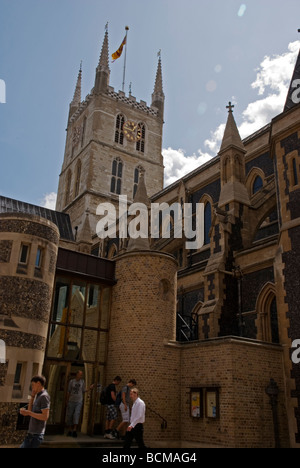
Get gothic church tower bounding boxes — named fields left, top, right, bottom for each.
left=55, top=28, right=165, bottom=243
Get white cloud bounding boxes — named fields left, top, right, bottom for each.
left=163, top=41, right=300, bottom=187
left=163, top=147, right=212, bottom=187
left=41, top=192, right=57, bottom=210
left=204, top=123, right=226, bottom=153
left=239, top=40, right=300, bottom=138
left=251, top=41, right=299, bottom=96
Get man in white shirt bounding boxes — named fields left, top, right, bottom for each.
left=123, top=388, right=146, bottom=449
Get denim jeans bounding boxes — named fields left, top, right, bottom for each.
left=20, top=433, right=44, bottom=448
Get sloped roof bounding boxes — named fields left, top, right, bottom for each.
left=0, top=195, right=74, bottom=241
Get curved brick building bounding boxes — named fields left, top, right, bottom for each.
left=0, top=213, right=60, bottom=444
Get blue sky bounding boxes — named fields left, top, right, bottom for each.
left=1, top=0, right=300, bottom=208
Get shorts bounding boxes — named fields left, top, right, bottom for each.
left=106, top=404, right=118, bottom=421
left=66, top=400, right=83, bottom=426
left=119, top=402, right=130, bottom=422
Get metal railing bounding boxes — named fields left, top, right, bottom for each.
left=146, top=406, right=167, bottom=430
left=177, top=313, right=199, bottom=342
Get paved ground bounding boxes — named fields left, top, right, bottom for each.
left=1, top=433, right=223, bottom=449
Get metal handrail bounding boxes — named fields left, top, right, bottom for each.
left=146, top=405, right=167, bottom=430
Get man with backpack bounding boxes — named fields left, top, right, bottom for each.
left=102, top=376, right=122, bottom=439
left=114, top=379, right=137, bottom=439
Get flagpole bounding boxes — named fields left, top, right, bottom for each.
left=122, top=26, right=129, bottom=92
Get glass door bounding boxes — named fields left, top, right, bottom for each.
left=43, top=361, right=71, bottom=434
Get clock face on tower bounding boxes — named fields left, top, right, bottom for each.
left=123, top=120, right=142, bottom=142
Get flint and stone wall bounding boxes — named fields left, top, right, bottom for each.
left=0, top=213, right=59, bottom=445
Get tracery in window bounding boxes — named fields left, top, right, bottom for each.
left=136, top=123, right=146, bottom=153
left=115, top=114, right=125, bottom=145
left=133, top=165, right=144, bottom=198
left=74, top=160, right=81, bottom=198
left=111, top=158, right=123, bottom=195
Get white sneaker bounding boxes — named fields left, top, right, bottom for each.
left=104, top=432, right=115, bottom=439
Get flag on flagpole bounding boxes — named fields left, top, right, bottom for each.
left=112, top=35, right=127, bottom=62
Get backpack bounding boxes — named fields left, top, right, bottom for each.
left=100, top=386, right=108, bottom=405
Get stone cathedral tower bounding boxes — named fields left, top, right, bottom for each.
left=55, top=28, right=165, bottom=243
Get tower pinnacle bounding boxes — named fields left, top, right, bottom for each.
left=68, top=62, right=82, bottom=120
left=71, top=62, right=82, bottom=106
left=151, top=51, right=164, bottom=117
left=97, top=27, right=109, bottom=73
left=219, top=102, right=244, bottom=154
left=94, top=26, right=110, bottom=93
left=218, top=102, right=249, bottom=208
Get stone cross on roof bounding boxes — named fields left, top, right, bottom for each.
left=226, top=101, right=235, bottom=113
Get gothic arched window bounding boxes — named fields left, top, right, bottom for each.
left=292, top=157, right=299, bottom=186
left=204, top=202, right=212, bottom=245
left=133, top=166, right=144, bottom=198
left=223, top=157, right=230, bottom=183
left=256, top=284, right=279, bottom=344
left=65, top=170, right=72, bottom=206
left=81, top=116, right=87, bottom=147
left=270, top=297, right=279, bottom=344
left=111, top=158, right=123, bottom=195
left=253, top=175, right=263, bottom=194
left=136, top=123, right=146, bottom=153
left=74, top=160, right=81, bottom=198
left=115, top=114, right=125, bottom=145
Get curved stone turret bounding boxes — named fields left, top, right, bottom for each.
left=0, top=212, right=59, bottom=444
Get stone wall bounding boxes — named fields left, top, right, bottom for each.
left=0, top=213, right=59, bottom=445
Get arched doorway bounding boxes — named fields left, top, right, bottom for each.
left=256, top=283, right=280, bottom=344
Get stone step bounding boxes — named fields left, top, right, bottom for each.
left=41, top=433, right=129, bottom=448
